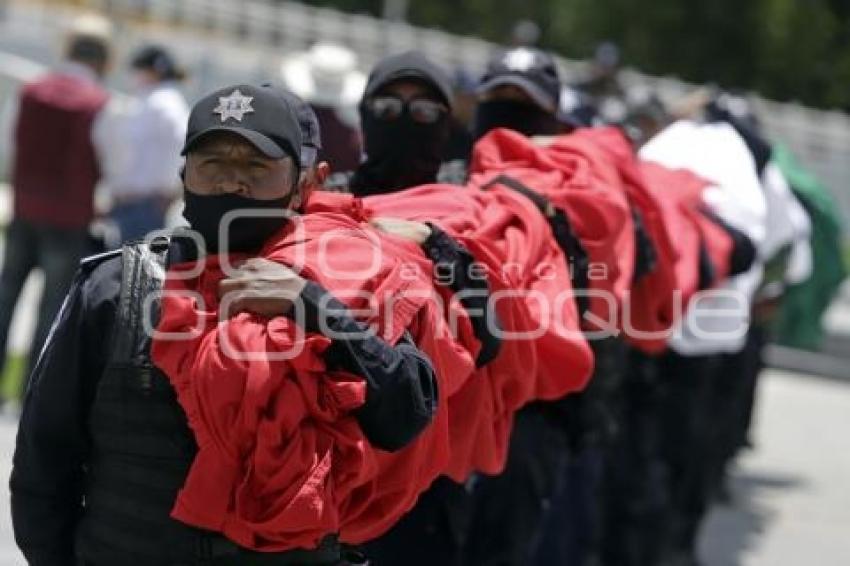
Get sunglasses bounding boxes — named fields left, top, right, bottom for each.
left=366, top=96, right=448, bottom=124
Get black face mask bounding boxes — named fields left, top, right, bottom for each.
left=352, top=110, right=450, bottom=196
left=182, top=189, right=294, bottom=254
left=473, top=100, right=561, bottom=140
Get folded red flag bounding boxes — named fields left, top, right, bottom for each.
left=152, top=209, right=476, bottom=550
left=363, top=182, right=595, bottom=477
left=315, top=190, right=589, bottom=478
left=639, top=161, right=734, bottom=292
left=469, top=128, right=635, bottom=334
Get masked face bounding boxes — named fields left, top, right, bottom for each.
left=353, top=80, right=450, bottom=196
left=473, top=99, right=561, bottom=140
left=182, top=132, right=301, bottom=254
left=181, top=190, right=295, bottom=253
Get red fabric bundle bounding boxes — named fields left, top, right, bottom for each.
left=363, top=186, right=595, bottom=477
left=576, top=128, right=680, bottom=353
left=469, top=128, right=635, bottom=332
left=307, top=192, right=521, bottom=479
left=639, top=162, right=734, bottom=294
left=151, top=207, right=476, bottom=550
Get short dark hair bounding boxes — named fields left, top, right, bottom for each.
left=131, top=44, right=185, bottom=82
left=66, top=35, right=110, bottom=68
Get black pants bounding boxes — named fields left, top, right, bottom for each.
left=531, top=444, right=604, bottom=566
left=656, top=351, right=721, bottom=558
left=0, top=218, right=89, bottom=396
left=361, top=476, right=470, bottom=566
left=526, top=338, right=629, bottom=566
left=463, top=407, right=570, bottom=566
left=77, top=535, right=362, bottom=566
left=706, top=325, right=767, bottom=496
left=590, top=349, right=670, bottom=566
left=79, top=557, right=354, bottom=566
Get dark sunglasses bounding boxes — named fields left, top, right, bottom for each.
left=366, top=96, right=448, bottom=124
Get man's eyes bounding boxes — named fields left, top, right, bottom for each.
left=200, top=158, right=268, bottom=171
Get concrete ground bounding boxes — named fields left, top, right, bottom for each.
left=697, top=370, right=850, bottom=566
left=0, top=368, right=847, bottom=564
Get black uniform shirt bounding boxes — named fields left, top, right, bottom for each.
left=11, top=246, right=438, bottom=566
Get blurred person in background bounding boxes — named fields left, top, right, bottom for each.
left=574, top=41, right=628, bottom=124
left=441, top=68, right=477, bottom=163
left=328, top=50, right=454, bottom=196
left=0, top=14, right=112, bottom=402
left=108, top=44, right=188, bottom=243
left=772, top=145, right=847, bottom=351
left=639, top=99, right=769, bottom=566
left=557, top=83, right=602, bottom=130
left=471, top=47, right=563, bottom=141
left=282, top=42, right=365, bottom=172
left=509, top=19, right=542, bottom=47
left=700, top=90, right=812, bottom=506
left=465, top=46, right=605, bottom=566
left=327, top=51, right=473, bottom=566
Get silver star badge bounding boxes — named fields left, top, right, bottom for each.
left=503, top=48, right=537, bottom=72
left=213, top=89, right=255, bottom=122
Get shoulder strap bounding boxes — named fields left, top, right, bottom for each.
left=482, top=174, right=591, bottom=314
left=482, top=174, right=556, bottom=217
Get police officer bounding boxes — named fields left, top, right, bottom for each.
left=471, top=47, right=564, bottom=140
left=326, top=50, right=456, bottom=194
left=322, top=52, right=501, bottom=566
left=465, top=47, right=661, bottom=566
left=462, top=47, right=595, bottom=566
left=11, top=83, right=440, bottom=566
left=0, top=22, right=111, bottom=399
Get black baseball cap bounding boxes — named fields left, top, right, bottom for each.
left=478, top=47, right=561, bottom=113
left=131, top=44, right=185, bottom=81
left=558, top=85, right=599, bottom=128
left=181, top=84, right=303, bottom=164
left=261, top=84, right=322, bottom=168
left=363, top=51, right=454, bottom=109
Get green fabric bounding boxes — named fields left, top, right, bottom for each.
left=773, top=145, right=847, bottom=350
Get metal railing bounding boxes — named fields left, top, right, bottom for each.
left=4, top=0, right=850, bottom=227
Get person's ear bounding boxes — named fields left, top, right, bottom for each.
left=314, top=161, right=331, bottom=186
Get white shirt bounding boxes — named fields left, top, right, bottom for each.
left=640, top=120, right=768, bottom=355
left=103, top=82, right=189, bottom=200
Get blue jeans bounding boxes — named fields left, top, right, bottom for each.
left=111, top=197, right=166, bottom=243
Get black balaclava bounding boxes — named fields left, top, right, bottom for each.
left=473, top=48, right=563, bottom=140
left=179, top=84, right=306, bottom=254
left=473, top=99, right=561, bottom=140
left=351, top=51, right=453, bottom=196
left=182, top=189, right=296, bottom=254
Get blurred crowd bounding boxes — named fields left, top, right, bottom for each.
left=1, top=10, right=847, bottom=566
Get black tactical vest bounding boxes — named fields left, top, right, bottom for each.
left=74, top=238, right=346, bottom=566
